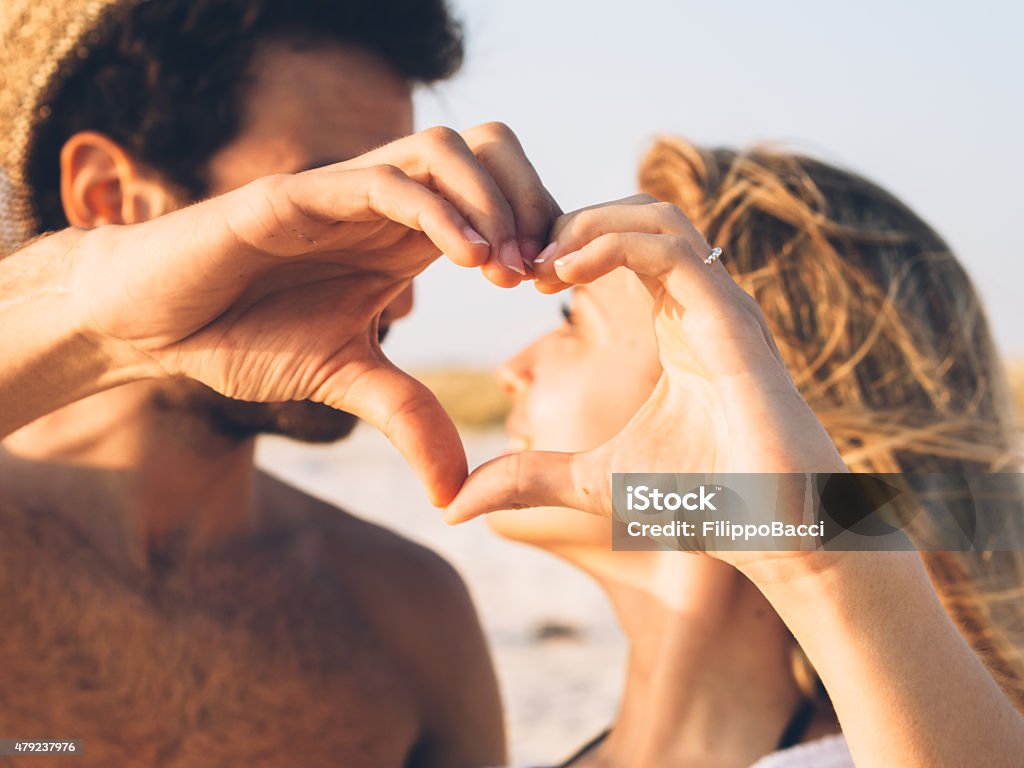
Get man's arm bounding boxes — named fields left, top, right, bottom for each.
left=0, top=228, right=147, bottom=441
left=1, top=123, right=561, bottom=505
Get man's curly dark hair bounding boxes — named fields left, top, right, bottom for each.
left=25, top=0, right=464, bottom=233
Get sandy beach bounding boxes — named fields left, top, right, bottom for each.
left=256, top=425, right=627, bottom=767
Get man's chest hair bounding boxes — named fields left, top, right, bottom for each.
left=0, top=506, right=423, bottom=766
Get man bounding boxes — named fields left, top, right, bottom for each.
left=0, top=1, right=559, bottom=765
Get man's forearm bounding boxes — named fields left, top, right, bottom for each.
left=745, top=551, right=1024, bottom=767
left=0, top=229, right=144, bottom=441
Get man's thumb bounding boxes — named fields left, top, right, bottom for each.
left=322, top=362, right=467, bottom=507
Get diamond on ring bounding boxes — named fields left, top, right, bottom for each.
left=704, top=247, right=722, bottom=266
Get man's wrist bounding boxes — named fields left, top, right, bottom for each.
left=69, top=226, right=164, bottom=384
left=0, top=228, right=152, bottom=439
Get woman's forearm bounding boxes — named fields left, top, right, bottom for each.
left=744, top=550, right=1024, bottom=767
left=0, top=229, right=143, bottom=441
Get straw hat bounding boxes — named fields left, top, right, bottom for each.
left=0, top=0, right=139, bottom=256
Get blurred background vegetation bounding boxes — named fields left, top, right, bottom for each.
left=416, top=369, right=512, bottom=430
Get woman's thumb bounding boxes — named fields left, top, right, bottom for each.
left=443, top=449, right=609, bottom=524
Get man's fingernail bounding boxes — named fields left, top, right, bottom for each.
left=463, top=226, right=489, bottom=246
left=518, top=241, right=540, bottom=275
left=520, top=240, right=541, bottom=266
left=499, top=241, right=526, bottom=275
left=534, top=241, right=558, bottom=264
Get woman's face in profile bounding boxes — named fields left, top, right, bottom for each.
left=487, top=268, right=661, bottom=546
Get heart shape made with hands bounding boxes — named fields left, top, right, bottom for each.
left=66, top=123, right=565, bottom=509
left=61, top=125, right=842, bottom=521
left=441, top=198, right=849, bottom=549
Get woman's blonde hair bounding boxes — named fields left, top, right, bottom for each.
left=638, top=136, right=1024, bottom=709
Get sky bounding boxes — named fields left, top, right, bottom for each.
left=383, top=0, right=1023, bottom=370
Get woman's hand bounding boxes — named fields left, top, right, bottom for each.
left=53, top=123, right=559, bottom=506
left=445, top=199, right=1024, bottom=768
left=444, top=198, right=848, bottom=566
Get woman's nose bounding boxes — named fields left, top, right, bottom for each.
left=497, top=347, right=533, bottom=396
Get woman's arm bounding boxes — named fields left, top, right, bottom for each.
left=746, top=550, right=1024, bottom=767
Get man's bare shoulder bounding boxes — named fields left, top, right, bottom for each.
left=253, top=472, right=505, bottom=762
left=253, top=471, right=504, bottom=739
left=256, top=470, right=459, bottom=577
left=253, top=470, right=479, bottom=641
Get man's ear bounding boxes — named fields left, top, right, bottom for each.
left=60, top=131, right=180, bottom=227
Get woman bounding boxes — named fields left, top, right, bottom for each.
left=446, top=139, right=1024, bottom=766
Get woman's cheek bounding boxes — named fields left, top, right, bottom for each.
left=523, top=337, right=650, bottom=452
left=525, top=385, right=593, bottom=452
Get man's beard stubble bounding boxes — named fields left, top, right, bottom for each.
left=150, top=325, right=393, bottom=444
left=151, top=382, right=360, bottom=443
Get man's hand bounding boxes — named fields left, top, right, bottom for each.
left=2, top=123, right=559, bottom=506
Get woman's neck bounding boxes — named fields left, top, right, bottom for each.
left=555, top=547, right=821, bottom=767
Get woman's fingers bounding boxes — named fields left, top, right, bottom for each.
left=549, top=202, right=782, bottom=372
left=543, top=229, right=783, bottom=384
left=546, top=194, right=658, bottom=244
left=443, top=449, right=611, bottom=524
left=542, top=199, right=700, bottom=260
left=549, top=231, right=729, bottom=312
left=317, top=357, right=468, bottom=508
left=532, top=199, right=725, bottom=284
